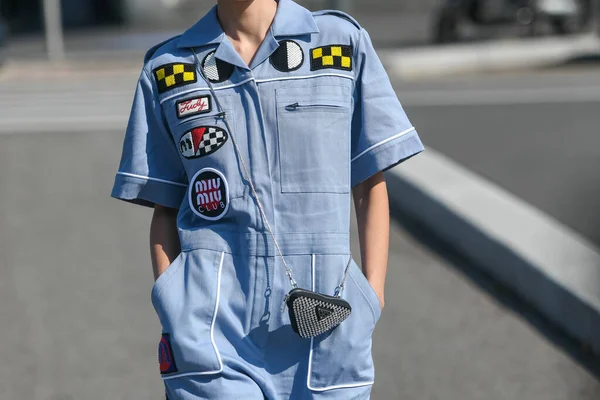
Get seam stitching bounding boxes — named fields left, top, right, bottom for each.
left=117, top=172, right=187, bottom=188
left=351, top=127, right=416, bottom=163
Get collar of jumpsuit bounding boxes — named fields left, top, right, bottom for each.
left=176, top=0, right=320, bottom=70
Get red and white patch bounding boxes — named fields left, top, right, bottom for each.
left=176, top=95, right=212, bottom=119
left=179, top=126, right=228, bottom=159
left=158, top=334, right=177, bottom=375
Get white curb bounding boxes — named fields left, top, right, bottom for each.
left=380, top=34, right=600, bottom=80
left=387, top=148, right=600, bottom=354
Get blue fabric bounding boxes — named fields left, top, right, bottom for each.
left=350, top=28, right=424, bottom=186
left=111, top=69, right=188, bottom=208
left=112, top=0, right=424, bottom=398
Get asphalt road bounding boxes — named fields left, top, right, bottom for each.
left=1, top=124, right=599, bottom=399
left=395, top=65, right=600, bottom=248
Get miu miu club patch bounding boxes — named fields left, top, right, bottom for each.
left=153, top=63, right=197, bottom=94
left=189, top=168, right=229, bottom=220
left=310, top=45, right=353, bottom=71
left=179, top=126, right=228, bottom=159
left=270, top=40, right=304, bottom=72
left=202, top=51, right=235, bottom=83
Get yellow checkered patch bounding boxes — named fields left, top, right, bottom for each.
left=310, top=45, right=353, bottom=71
left=153, top=63, right=197, bottom=94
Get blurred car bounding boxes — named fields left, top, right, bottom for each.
left=433, top=0, right=593, bottom=43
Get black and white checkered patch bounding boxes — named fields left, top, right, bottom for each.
left=179, top=126, right=228, bottom=159
left=202, top=51, right=235, bottom=83
left=270, top=40, right=304, bottom=72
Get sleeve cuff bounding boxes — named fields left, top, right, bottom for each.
left=111, top=172, right=187, bottom=209
left=351, top=128, right=424, bottom=187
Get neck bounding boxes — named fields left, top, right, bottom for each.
left=217, top=0, right=278, bottom=44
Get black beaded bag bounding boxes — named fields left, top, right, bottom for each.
left=286, top=288, right=352, bottom=338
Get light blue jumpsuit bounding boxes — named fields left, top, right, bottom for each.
left=111, top=1, right=424, bottom=398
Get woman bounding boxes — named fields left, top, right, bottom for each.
left=111, top=0, right=424, bottom=398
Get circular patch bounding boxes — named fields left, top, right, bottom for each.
left=270, top=40, right=304, bottom=72
left=189, top=168, right=230, bottom=220
left=179, top=126, right=228, bottom=159
left=202, top=51, right=235, bottom=83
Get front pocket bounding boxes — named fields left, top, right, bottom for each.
left=151, top=249, right=225, bottom=379
left=348, top=260, right=382, bottom=317
left=276, top=86, right=351, bottom=194
left=151, top=252, right=184, bottom=299
left=308, top=255, right=380, bottom=391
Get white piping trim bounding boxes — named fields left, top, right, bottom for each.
left=162, top=251, right=225, bottom=380
left=350, top=127, right=416, bottom=163
left=160, top=78, right=255, bottom=104
left=309, top=381, right=375, bottom=392
left=255, top=73, right=354, bottom=84
left=306, top=254, right=375, bottom=392
left=159, top=73, right=354, bottom=104
left=201, top=251, right=225, bottom=374
left=306, top=254, right=317, bottom=390
left=311, top=254, right=316, bottom=293
left=116, top=172, right=187, bottom=188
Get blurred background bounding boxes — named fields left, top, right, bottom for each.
left=1, top=0, right=600, bottom=399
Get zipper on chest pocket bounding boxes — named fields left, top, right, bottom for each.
left=285, top=102, right=347, bottom=112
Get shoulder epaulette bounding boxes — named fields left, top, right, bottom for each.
left=312, top=10, right=361, bottom=29
left=144, top=35, right=182, bottom=63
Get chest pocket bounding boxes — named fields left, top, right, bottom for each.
left=276, top=85, right=351, bottom=194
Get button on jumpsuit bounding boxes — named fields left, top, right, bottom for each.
left=111, top=1, right=424, bottom=398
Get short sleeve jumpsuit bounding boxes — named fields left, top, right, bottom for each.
left=111, top=1, right=424, bottom=398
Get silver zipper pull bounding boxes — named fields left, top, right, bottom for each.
left=285, top=102, right=299, bottom=111
left=334, top=283, right=344, bottom=298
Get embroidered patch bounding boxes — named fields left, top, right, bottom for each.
left=179, top=126, right=228, bottom=159
left=176, top=95, right=212, bottom=119
left=270, top=40, right=304, bottom=72
left=202, top=51, right=235, bottom=83
left=153, top=63, right=197, bottom=94
left=189, top=168, right=230, bottom=220
left=310, top=45, right=353, bottom=71
left=158, top=334, right=178, bottom=375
